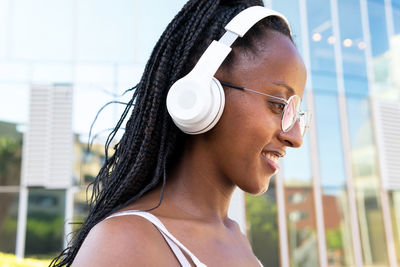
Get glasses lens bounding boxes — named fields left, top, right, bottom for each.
left=282, top=96, right=300, bottom=132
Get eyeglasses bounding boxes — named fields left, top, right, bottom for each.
left=220, top=81, right=311, bottom=136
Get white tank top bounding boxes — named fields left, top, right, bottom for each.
left=105, top=210, right=263, bottom=267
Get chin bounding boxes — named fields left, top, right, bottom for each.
left=251, top=185, right=270, bottom=196
left=240, top=176, right=272, bottom=195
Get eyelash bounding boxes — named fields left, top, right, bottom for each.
left=267, top=101, right=286, bottom=114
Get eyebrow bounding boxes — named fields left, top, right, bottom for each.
left=272, top=81, right=296, bottom=96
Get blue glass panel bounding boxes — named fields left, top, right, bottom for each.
left=284, top=134, right=311, bottom=182
left=307, top=0, right=337, bottom=93
left=393, top=0, right=400, bottom=34
left=367, top=0, right=389, bottom=57
left=346, top=97, right=375, bottom=155
left=343, top=76, right=369, bottom=98
left=271, top=0, right=303, bottom=53
left=337, top=0, right=369, bottom=97
left=314, top=92, right=346, bottom=188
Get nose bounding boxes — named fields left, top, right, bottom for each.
left=278, top=120, right=303, bottom=148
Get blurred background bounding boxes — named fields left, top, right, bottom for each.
left=0, top=0, right=399, bottom=266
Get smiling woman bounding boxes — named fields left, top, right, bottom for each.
left=50, top=0, right=307, bottom=266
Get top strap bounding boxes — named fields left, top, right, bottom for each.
left=157, top=229, right=192, bottom=267
left=105, top=210, right=207, bottom=267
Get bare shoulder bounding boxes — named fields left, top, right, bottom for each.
left=72, top=214, right=179, bottom=267
left=227, top=218, right=253, bottom=249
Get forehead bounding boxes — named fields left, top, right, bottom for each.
left=222, top=30, right=306, bottom=98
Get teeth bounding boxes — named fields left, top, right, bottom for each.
left=262, top=152, right=279, bottom=163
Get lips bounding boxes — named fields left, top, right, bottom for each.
left=261, top=150, right=284, bottom=173
left=262, top=152, right=279, bottom=163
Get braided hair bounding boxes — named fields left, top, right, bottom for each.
left=51, top=0, right=292, bottom=265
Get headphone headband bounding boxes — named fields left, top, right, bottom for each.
left=224, top=6, right=291, bottom=38
left=192, top=6, right=291, bottom=79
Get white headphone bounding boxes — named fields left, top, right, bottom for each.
left=166, top=6, right=291, bottom=134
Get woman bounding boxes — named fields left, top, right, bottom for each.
left=51, top=0, right=308, bottom=266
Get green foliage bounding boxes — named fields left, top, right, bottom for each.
left=0, top=136, right=22, bottom=185
left=25, top=215, right=64, bottom=258
left=0, top=217, right=18, bottom=253
left=246, top=193, right=279, bottom=266
left=0, top=137, right=21, bottom=167
left=326, top=227, right=343, bottom=250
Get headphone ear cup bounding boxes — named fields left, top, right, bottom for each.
left=166, top=76, right=225, bottom=134
left=201, top=77, right=225, bottom=133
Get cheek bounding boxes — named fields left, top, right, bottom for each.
left=204, top=94, right=279, bottom=193
left=229, top=97, right=278, bottom=142
left=213, top=94, right=277, bottom=160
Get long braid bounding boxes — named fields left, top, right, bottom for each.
left=50, top=0, right=297, bottom=265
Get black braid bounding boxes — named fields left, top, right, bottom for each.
left=50, top=0, right=294, bottom=265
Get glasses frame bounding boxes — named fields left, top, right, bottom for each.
left=220, top=81, right=310, bottom=136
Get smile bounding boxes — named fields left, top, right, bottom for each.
left=261, top=151, right=281, bottom=173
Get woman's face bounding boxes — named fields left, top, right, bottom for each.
left=209, top=30, right=307, bottom=195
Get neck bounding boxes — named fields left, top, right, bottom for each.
left=162, top=139, right=236, bottom=223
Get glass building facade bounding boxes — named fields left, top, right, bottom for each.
left=0, top=0, right=399, bottom=266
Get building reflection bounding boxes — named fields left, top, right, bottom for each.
left=285, top=182, right=318, bottom=267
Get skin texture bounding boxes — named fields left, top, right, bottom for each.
left=72, top=30, right=306, bottom=267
